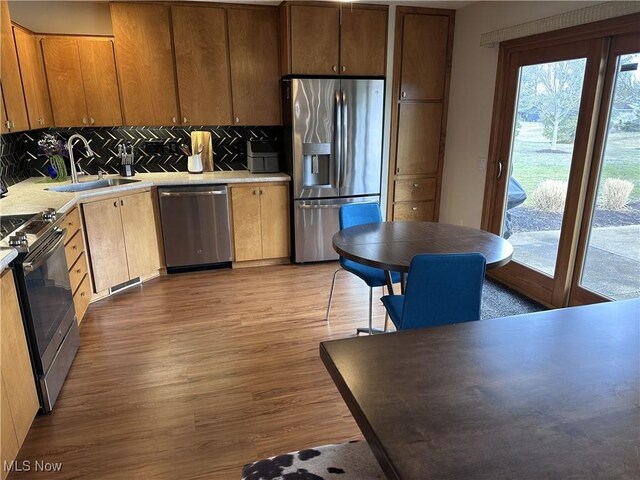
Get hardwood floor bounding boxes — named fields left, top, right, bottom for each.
left=11, top=263, right=390, bottom=479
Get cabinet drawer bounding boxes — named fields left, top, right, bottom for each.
left=64, top=230, right=84, bottom=268
left=73, top=274, right=91, bottom=323
left=394, top=178, right=436, bottom=202
left=69, top=252, right=88, bottom=294
left=393, top=201, right=435, bottom=222
left=62, top=208, right=81, bottom=242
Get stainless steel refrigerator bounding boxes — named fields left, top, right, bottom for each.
left=282, top=78, right=385, bottom=263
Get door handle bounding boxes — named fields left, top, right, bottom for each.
left=23, top=229, right=66, bottom=272
left=341, top=90, right=347, bottom=188
left=496, top=160, right=504, bottom=179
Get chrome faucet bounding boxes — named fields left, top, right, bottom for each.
left=67, top=134, right=94, bottom=184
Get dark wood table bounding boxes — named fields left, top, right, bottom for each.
left=320, top=299, right=640, bottom=480
left=333, top=221, right=513, bottom=273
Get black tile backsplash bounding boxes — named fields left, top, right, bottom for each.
left=0, top=125, right=282, bottom=181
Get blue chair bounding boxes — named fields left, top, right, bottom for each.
left=381, top=253, right=486, bottom=331
left=326, top=203, right=400, bottom=335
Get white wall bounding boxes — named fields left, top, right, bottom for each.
left=9, top=1, right=112, bottom=35
left=440, top=0, right=599, bottom=228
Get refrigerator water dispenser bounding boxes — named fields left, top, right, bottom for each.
left=302, top=143, right=332, bottom=187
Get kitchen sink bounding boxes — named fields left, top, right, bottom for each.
left=47, top=178, right=140, bottom=193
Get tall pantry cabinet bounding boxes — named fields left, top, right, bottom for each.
left=387, top=8, right=455, bottom=222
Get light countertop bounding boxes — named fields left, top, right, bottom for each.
left=0, top=171, right=291, bottom=215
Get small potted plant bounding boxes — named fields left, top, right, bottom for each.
left=38, top=133, right=69, bottom=181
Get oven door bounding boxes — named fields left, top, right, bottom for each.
left=19, top=228, right=76, bottom=374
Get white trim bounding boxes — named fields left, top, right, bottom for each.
left=480, top=1, right=640, bottom=47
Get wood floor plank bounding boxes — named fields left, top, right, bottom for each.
left=10, top=263, right=386, bottom=479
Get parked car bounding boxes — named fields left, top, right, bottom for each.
left=504, top=177, right=527, bottom=239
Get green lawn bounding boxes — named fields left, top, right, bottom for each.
left=511, top=122, right=640, bottom=204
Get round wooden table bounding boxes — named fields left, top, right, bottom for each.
left=333, top=221, right=513, bottom=293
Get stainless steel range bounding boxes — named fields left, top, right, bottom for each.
left=1, top=209, right=79, bottom=412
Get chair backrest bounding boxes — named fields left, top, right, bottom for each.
left=338, top=203, right=382, bottom=268
left=399, top=253, right=487, bottom=330
left=339, top=202, right=382, bottom=230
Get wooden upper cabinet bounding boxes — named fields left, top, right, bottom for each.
left=290, top=5, right=340, bottom=75
left=0, top=83, right=8, bottom=134
left=172, top=5, right=231, bottom=126
left=228, top=7, right=281, bottom=126
left=41, top=37, right=88, bottom=127
left=399, top=14, right=450, bottom=101
left=111, top=2, right=178, bottom=126
left=77, top=39, right=122, bottom=126
left=341, top=7, right=387, bottom=76
left=0, top=0, right=29, bottom=131
left=13, top=26, right=53, bottom=128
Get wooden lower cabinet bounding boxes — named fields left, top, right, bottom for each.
left=83, top=190, right=160, bottom=293
left=230, top=183, right=290, bottom=263
left=1, top=269, right=39, bottom=478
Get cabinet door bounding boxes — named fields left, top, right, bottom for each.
left=1, top=376, right=19, bottom=480
left=13, top=27, right=53, bottom=128
left=0, top=83, right=7, bottom=134
left=119, top=191, right=161, bottom=280
left=396, top=103, right=443, bottom=176
left=260, top=185, right=290, bottom=259
left=83, top=198, right=130, bottom=292
left=290, top=5, right=339, bottom=75
left=111, top=3, right=178, bottom=126
left=228, top=7, right=281, bottom=126
left=172, top=5, right=231, bottom=126
left=399, top=14, right=449, bottom=101
left=0, top=1, right=29, bottom=131
left=42, top=37, right=89, bottom=127
left=340, top=7, right=387, bottom=76
left=231, top=186, right=263, bottom=261
left=0, top=270, right=38, bottom=448
left=78, top=39, right=122, bottom=127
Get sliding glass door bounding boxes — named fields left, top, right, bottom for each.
left=572, top=34, right=640, bottom=304
left=484, top=19, right=639, bottom=308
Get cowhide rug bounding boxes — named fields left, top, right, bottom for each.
left=241, top=440, right=385, bottom=480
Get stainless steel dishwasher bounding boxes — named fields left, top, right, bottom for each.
left=158, top=185, right=232, bottom=270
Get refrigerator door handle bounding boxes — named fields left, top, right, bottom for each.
left=341, top=89, right=348, bottom=190
left=335, top=89, right=342, bottom=189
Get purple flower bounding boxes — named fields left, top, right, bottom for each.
left=38, top=133, right=69, bottom=158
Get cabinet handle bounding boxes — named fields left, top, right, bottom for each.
left=396, top=167, right=401, bottom=174
left=82, top=117, right=88, bottom=125
left=5, top=120, right=11, bottom=131
left=38, top=118, right=43, bottom=125
left=90, top=117, right=95, bottom=125
left=342, top=66, right=346, bottom=72
left=235, top=117, right=240, bottom=124
left=332, top=65, right=337, bottom=72
left=183, top=117, right=188, bottom=124
left=412, top=207, right=418, bottom=211
left=401, top=91, right=407, bottom=98
left=80, top=292, right=85, bottom=297
left=72, top=245, right=77, bottom=250
left=76, top=268, right=82, bottom=274
left=172, top=116, right=177, bottom=124
left=413, top=183, right=419, bottom=188
left=259, top=189, right=263, bottom=195
left=113, top=201, right=118, bottom=208
left=120, top=199, right=124, bottom=206
left=252, top=189, right=257, bottom=195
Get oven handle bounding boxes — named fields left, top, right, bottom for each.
left=23, top=228, right=66, bottom=272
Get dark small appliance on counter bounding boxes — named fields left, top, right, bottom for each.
left=247, top=140, right=279, bottom=173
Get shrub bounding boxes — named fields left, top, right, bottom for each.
left=600, top=178, right=634, bottom=211
left=531, top=180, right=568, bottom=212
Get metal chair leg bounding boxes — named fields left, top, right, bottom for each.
left=368, top=287, right=373, bottom=335
left=325, top=268, right=340, bottom=321
left=383, top=286, right=389, bottom=332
